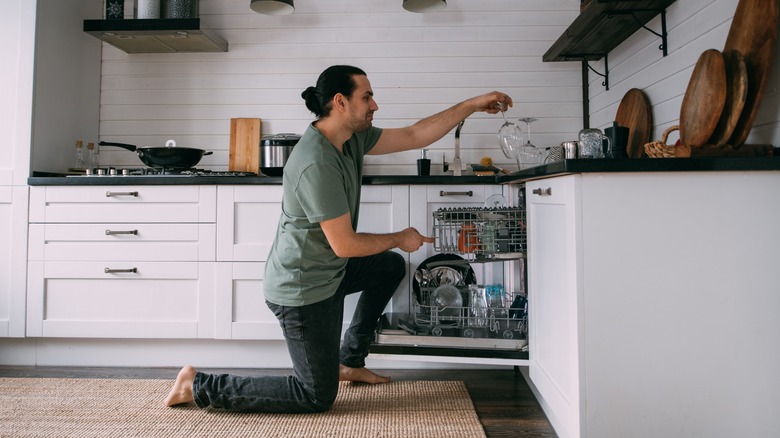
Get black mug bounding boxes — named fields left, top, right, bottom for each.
left=605, top=125, right=629, bottom=158
left=417, top=159, right=431, bottom=176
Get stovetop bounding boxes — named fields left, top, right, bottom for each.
left=66, top=167, right=259, bottom=177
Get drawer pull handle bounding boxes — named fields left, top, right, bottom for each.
left=532, top=187, right=552, bottom=196
left=105, top=191, right=138, bottom=198
left=104, top=267, right=138, bottom=274
left=105, top=229, right=138, bottom=236
left=439, top=190, right=473, bottom=197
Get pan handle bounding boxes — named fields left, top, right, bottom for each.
left=203, top=151, right=214, bottom=156
left=98, top=141, right=137, bottom=152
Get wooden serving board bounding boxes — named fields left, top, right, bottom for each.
left=229, top=118, right=261, bottom=173
left=723, top=0, right=779, bottom=146
left=708, top=50, right=748, bottom=146
left=680, top=49, right=727, bottom=147
left=615, top=88, right=653, bottom=158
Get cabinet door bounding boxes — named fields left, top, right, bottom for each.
left=215, top=262, right=283, bottom=340
left=216, top=185, right=283, bottom=262
left=526, top=176, right=582, bottom=438
left=26, top=261, right=216, bottom=339
left=0, top=187, right=29, bottom=337
left=352, top=185, right=410, bottom=317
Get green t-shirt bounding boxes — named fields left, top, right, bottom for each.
left=263, top=123, right=383, bottom=306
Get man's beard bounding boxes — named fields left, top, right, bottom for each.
left=347, top=111, right=373, bottom=133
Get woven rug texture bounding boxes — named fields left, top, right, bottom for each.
left=0, top=377, right=485, bottom=438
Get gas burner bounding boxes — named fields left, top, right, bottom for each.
left=69, top=167, right=259, bottom=177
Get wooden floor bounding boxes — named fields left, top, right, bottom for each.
left=0, top=366, right=557, bottom=437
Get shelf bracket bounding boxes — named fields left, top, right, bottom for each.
left=606, top=9, right=669, bottom=56
left=565, top=54, right=609, bottom=91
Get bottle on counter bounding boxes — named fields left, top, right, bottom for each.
left=72, top=140, right=86, bottom=172
left=86, top=142, right=99, bottom=171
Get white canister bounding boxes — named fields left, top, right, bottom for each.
left=136, top=0, right=161, bottom=18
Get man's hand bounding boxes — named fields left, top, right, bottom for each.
left=397, top=227, right=436, bottom=252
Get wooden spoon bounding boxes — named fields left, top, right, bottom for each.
left=708, top=50, right=748, bottom=146
left=679, top=49, right=727, bottom=147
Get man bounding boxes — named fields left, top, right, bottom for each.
left=165, top=65, right=513, bottom=413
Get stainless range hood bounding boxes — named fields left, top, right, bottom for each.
left=83, top=18, right=228, bottom=53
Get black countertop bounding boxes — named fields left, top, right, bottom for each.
left=28, top=156, right=780, bottom=186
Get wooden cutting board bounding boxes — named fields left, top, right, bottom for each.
left=680, top=49, right=727, bottom=147
left=708, top=50, right=748, bottom=146
left=615, top=88, right=653, bottom=158
left=229, top=118, right=261, bottom=173
left=723, top=0, right=779, bottom=146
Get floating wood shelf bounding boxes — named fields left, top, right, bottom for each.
left=544, top=0, right=676, bottom=62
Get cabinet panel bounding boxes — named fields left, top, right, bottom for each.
left=29, top=185, right=216, bottom=223
left=526, top=176, right=582, bottom=438
left=28, top=223, right=216, bottom=261
left=26, top=261, right=215, bottom=339
left=215, top=262, right=282, bottom=340
left=0, top=187, right=28, bottom=338
left=216, top=185, right=283, bottom=262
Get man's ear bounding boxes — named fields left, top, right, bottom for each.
left=334, top=93, right=347, bottom=113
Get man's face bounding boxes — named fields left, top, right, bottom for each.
left=345, top=75, right=378, bottom=133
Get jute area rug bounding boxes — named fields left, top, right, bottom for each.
left=0, top=377, right=486, bottom=438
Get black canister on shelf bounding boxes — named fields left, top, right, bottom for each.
left=162, top=0, right=199, bottom=18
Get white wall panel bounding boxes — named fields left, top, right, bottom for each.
left=587, top=0, right=780, bottom=149
left=97, top=0, right=584, bottom=173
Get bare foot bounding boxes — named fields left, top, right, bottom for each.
left=164, top=365, right=196, bottom=407
left=339, top=364, right=390, bottom=384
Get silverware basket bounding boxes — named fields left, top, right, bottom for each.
left=432, top=207, right=526, bottom=261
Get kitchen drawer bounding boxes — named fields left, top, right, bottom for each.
left=26, top=261, right=216, bottom=339
left=29, top=185, right=217, bottom=223
left=28, top=223, right=216, bottom=262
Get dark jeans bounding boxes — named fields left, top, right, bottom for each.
left=192, top=251, right=405, bottom=413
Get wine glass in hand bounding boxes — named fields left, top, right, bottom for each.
left=496, top=103, right=523, bottom=159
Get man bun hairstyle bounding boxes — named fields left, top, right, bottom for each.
left=302, top=65, right=367, bottom=119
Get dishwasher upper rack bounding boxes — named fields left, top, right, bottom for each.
left=432, top=207, right=526, bottom=261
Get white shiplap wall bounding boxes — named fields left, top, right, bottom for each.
left=97, top=0, right=779, bottom=173
left=98, top=0, right=583, bottom=174
left=587, top=0, right=780, bottom=148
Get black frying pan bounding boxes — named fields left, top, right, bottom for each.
left=98, top=139, right=213, bottom=169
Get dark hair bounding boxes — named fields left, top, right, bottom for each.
left=301, top=65, right=367, bottom=119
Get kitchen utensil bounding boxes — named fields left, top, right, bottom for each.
left=98, top=140, right=213, bottom=168
left=413, top=254, right=477, bottom=303
left=485, top=193, right=507, bottom=208
left=430, top=266, right=462, bottom=287
left=468, top=284, right=488, bottom=327
left=431, top=284, right=463, bottom=318
left=708, top=50, right=748, bottom=146
left=604, top=122, right=629, bottom=158
left=680, top=49, right=727, bottom=147
left=577, top=128, right=611, bottom=158
left=260, top=133, right=300, bottom=176
left=417, top=149, right=431, bottom=176
left=544, top=146, right=563, bottom=163
left=615, top=88, right=653, bottom=158
left=229, top=118, right=262, bottom=173
left=561, top=141, right=578, bottom=159
left=723, top=0, right=779, bottom=146
left=452, top=120, right=464, bottom=176
left=496, top=104, right=523, bottom=159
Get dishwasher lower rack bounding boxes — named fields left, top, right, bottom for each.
left=432, top=207, right=526, bottom=261
left=402, top=286, right=528, bottom=341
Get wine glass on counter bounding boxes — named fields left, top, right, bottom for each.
left=516, top=117, right=542, bottom=169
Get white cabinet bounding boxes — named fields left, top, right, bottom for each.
left=26, top=185, right=217, bottom=339
left=524, top=172, right=780, bottom=438
left=0, top=187, right=29, bottom=337
left=214, top=185, right=409, bottom=340
left=525, top=175, right=582, bottom=438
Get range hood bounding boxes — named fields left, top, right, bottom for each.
left=83, top=18, right=228, bottom=53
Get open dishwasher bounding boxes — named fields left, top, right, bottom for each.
left=373, top=197, right=529, bottom=361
